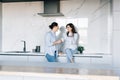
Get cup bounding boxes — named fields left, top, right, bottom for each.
left=36, top=46, right=40, bottom=52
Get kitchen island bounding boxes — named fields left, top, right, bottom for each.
left=0, top=52, right=112, bottom=64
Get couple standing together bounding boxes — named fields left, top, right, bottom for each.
left=45, top=22, right=79, bottom=63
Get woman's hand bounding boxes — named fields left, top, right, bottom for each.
left=58, top=51, right=63, bottom=56
left=53, top=40, right=62, bottom=45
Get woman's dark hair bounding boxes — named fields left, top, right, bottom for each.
left=49, top=22, right=58, bottom=29
left=66, top=23, right=77, bottom=36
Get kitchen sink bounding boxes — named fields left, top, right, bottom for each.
left=4, top=51, right=31, bottom=53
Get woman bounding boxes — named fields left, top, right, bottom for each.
left=62, top=23, right=79, bottom=63
left=45, top=22, right=61, bottom=62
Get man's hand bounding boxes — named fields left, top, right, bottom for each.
left=53, top=40, right=62, bottom=45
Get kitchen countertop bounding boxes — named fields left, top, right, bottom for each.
left=0, top=52, right=110, bottom=57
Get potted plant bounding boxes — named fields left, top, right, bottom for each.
left=77, top=46, right=85, bottom=54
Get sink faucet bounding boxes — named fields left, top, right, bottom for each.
left=21, top=40, right=26, bottom=52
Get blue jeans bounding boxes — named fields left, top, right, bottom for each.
left=65, top=48, right=77, bottom=63
left=45, top=52, right=57, bottom=62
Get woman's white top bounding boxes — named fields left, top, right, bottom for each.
left=62, top=33, right=79, bottom=50
left=45, top=31, right=57, bottom=56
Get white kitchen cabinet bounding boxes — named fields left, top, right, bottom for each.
left=0, top=53, right=112, bottom=65
left=0, top=55, right=28, bottom=62
left=91, top=55, right=112, bottom=65
left=74, top=57, right=91, bottom=64
left=58, top=57, right=67, bottom=63
left=0, top=75, right=23, bottom=80
left=28, top=56, right=47, bottom=62
left=24, top=76, right=46, bottom=80
left=24, top=76, right=65, bottom=80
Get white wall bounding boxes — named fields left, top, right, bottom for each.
left=2, top=2, right=56, bottom=52
left=112, top=0, right=120, bottom=68
left=0, top=2, right=2, bottom=51
left=2, top=0, right=111, bottom=54
left=88, top=0, right=111, bottom=53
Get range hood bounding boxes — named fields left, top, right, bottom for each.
left=38, top=0, right=64, bottom=17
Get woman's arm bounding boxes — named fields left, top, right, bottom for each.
left=72, top=33, right=79, bottom=44
left=53, top=33, right=66, bottom=45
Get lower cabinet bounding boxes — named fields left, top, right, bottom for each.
left=0, top=76, right=61, bottom=80
left=24, top=76, right=65, bottom=80
left=91, top=55, right=112, bottom=64
left=0, top=55, right=28, bottom=62
left=0, top=75, right=23, bottom=80
left=0, top=55, right=112, bottom=65
left=58, top=57, right=67, bottom=63
left=0, top=55, right=47, bottom=62
left=28, top=56, right=47, bottom=62
left=24, top=77, right=41, bottom=80
left=74, top=55, right=112, bottom=65
left=74, top=57, right=91, bottom=64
